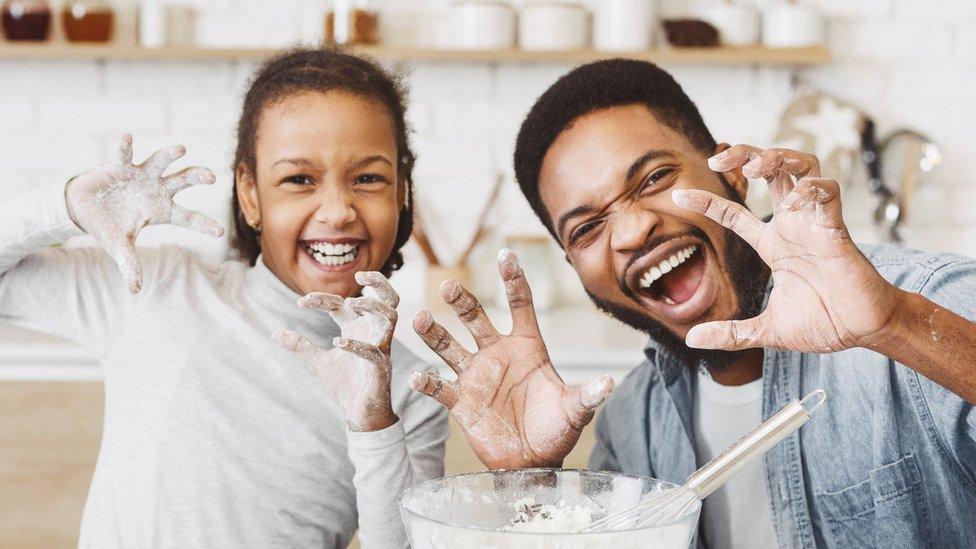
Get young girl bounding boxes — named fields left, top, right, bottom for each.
left=0, top=49, right=445, bottom=548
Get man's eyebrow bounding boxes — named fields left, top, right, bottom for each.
left=556, top=204, right=595, bottom=241
left=626, top=149, right=674, bottom=181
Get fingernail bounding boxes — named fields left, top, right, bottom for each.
left=198, top=171, right=215, bottom=184
left=497, top=248, right=521, bottom=279
left=685, top=325, right=717, bottom=349
left=413, top=310, right=433, bottom=331
left=439, top=280, right=461, bottom=301
left=671, top=189, right=703, bottom=210
left=707, top=150, right=729, bottom=170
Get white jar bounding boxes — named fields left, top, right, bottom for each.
left=762, top=1, right=824, bottom=47
left=593, top=0, right=656, bottom=51
left=697, top=2, right=760, bottom=46
left=449, top=0, right=516, bottom=51
left=519, top=2, right=589, bottom=52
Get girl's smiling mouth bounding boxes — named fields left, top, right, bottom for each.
left=300, top=238, right=367, bottom=273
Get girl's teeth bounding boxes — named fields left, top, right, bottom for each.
left=638, top=245, right=698, bottom=289
left=307, top=242, right=359, bottom=266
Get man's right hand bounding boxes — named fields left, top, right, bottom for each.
left=66, top=134, right=224, bottom=293
left=409, top=249, right=614, bottom=470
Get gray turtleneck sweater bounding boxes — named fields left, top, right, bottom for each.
left=0, top=185, right=448, bottom=548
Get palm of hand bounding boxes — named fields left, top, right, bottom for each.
left=756, top=198, right=894, bottom=352
left=73, top=165, right=174, bottom=239
left=452, top=336, right=580, bottom=469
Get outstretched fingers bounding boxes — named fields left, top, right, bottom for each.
left=497, top=248, right=541, bottom=337
left=685, top=314, right=769, bottom=351
left=164, top=167, right=216, bottom=195
left=272, top=329, right=329, bottom=376
left=105, top=231, right=142, bottom=293
left=334, top=337, right=391, bottom=371
left=169, top=204, right=224, bottom=237
left=115, top=134, right=133, bottom=166
left=409, top=370, right=459, bottom=409
left=413, top=310, right=472, bottom=373
left=672, top=189, right=763, bottom=250
left=440, top=279, right=501, bottom=348
left=782, top=177, right=846, bottom=229
left=562, top=374, right=614, bottom=430
left=299, top=292, right=358, bottom=326
left=142, top=145, right=186, bottom=180
left=356, top=271, right=400, bottom=307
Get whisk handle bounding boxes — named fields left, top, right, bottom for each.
left=686, top=390, right=826, bottom=499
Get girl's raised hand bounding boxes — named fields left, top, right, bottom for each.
left=65, top=134, right=224, bottom=293
left=274, top=272, right=401, bottom=432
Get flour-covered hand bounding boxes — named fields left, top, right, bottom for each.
left=274, top=272, right=399, bottom=431
left=65, top=134, right=224, bottom=293
left=672, top=144, right=899, bottom=353
left=410, top=249, right=613, bottom=469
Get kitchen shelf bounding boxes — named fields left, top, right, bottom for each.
left=0, top=43, right=830, bottom=66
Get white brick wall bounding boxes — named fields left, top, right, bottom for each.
left=1, top=0, right=975, bottom=297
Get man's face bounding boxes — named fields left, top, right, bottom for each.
left=538, top=104, right=766, bottom=366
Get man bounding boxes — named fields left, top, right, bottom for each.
left=407, top=60, right=976, bottom=548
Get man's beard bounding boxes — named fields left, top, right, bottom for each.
left=585, top=214, right=767, bottom=374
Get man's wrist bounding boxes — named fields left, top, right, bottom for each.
left=860, top=286, right=913, bottom=355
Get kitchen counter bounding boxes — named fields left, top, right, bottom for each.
left=0, top=302, right=649, bottom=384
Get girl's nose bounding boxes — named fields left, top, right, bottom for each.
left=314, top=187, right=357, bottom=228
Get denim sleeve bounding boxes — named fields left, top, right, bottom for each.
left=588, top=408, right=621, bottom=472
left=912, top=257, right=976, bottom=481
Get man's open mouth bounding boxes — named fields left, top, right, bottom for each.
left=636, top=244, right=704, bottom=305
left=625, top=237, right=715, bottom=324
left=302, top=240, right=363, bottom=267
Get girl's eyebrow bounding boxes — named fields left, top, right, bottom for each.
left=271, top=157, right=318, bottom=169
left=350, top=155, right=394, bottom=170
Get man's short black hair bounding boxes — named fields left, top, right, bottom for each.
left=514, top=59, right=718, bottom=240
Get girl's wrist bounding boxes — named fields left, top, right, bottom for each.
left=349, top=409, right=398, bottom=432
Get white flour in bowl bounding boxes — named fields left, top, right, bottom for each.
left=504, top=498, right=594, bottom=533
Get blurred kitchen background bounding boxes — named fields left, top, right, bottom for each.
left=0, top=0, right=973, bottom=546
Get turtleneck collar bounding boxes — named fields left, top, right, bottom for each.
left=244, top=255, right=341, bottom=339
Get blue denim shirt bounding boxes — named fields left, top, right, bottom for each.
left=588, top=244, right=976, bottom=548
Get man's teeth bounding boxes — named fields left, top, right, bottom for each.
left=306, top=242, right=359, bottom=266
left=639, top=245, right=698, bottom=290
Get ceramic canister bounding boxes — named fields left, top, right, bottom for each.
left=519, top=1, right=588, bottom=52
left=449, top=0, right=516, bottom=50
left=697, top=2, right=760, bottom=46
left=762, top=1, right=824, bottom=47
left=593, top=0, right=656, bottom=51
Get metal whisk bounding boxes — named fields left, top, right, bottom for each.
left=579, top=389, right=827, bottom=533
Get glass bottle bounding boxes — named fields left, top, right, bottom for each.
left=2, top=0, right=52, bottom=41
left=62, top=0, right=115, bottom=43
left=325, top=0, right=379, bottom=45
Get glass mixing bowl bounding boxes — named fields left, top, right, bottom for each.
left=399, top=468, right=701, bottom=549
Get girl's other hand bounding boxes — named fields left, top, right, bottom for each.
left=66, top=134, right=225, bottom=293
left=274, top=271, right=400, bottom=432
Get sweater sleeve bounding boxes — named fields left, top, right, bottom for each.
left=346, top=367, right=448, bottom=549
left=0, top=185, right=131, bottom=356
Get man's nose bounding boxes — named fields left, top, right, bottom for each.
left=314, top=186, right=357, bottom=228
left=609, top=203, right=659, bottom=253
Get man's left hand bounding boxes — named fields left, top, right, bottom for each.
left=672, top=145, right=899, bottom=353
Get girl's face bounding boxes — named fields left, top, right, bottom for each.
left=237, top=91, right=404, bottom=298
